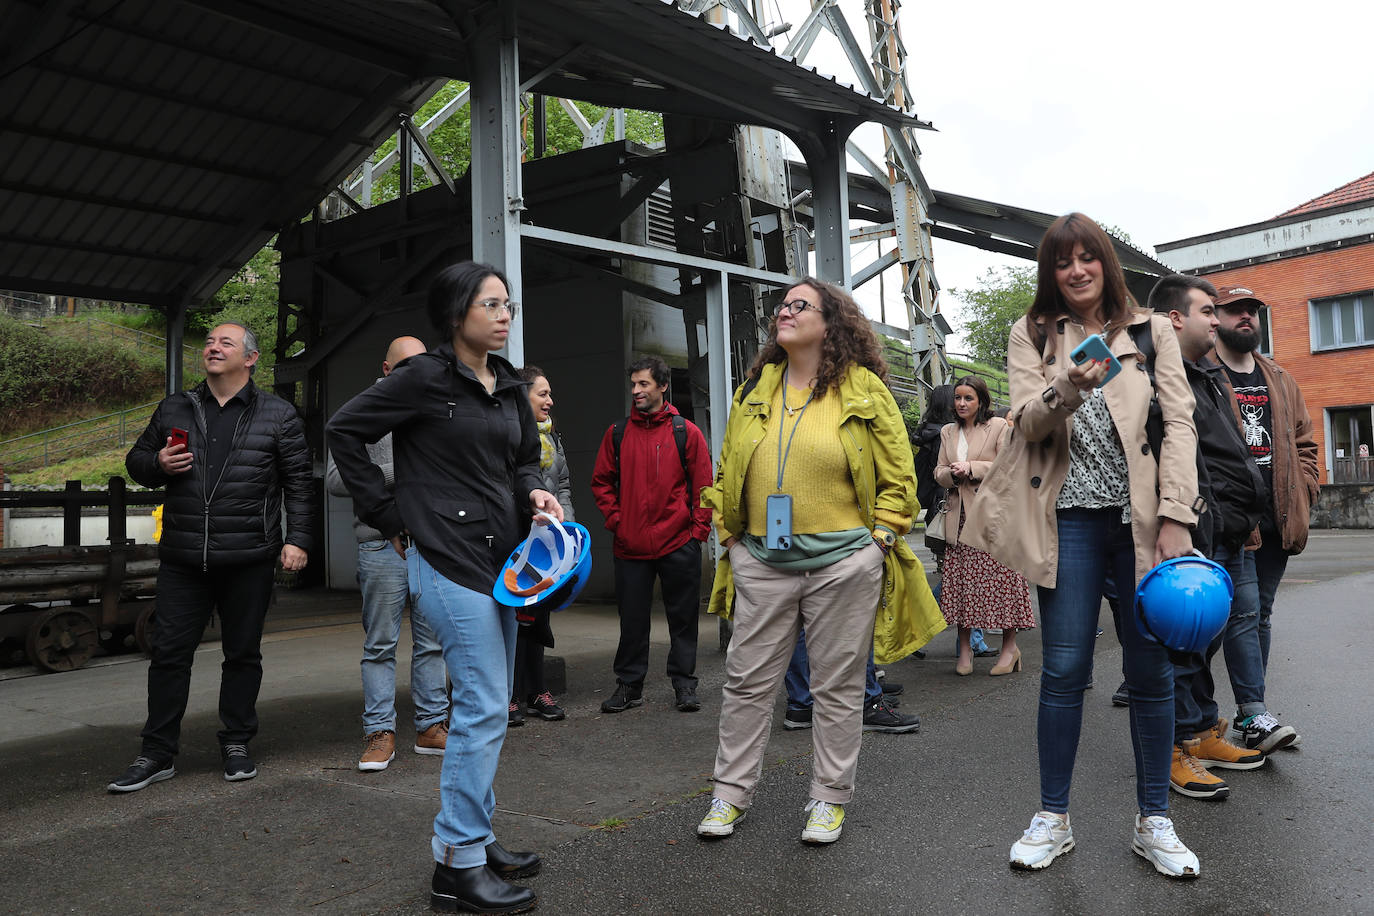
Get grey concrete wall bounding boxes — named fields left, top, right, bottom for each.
left=1311, top=483, right=1374, bottom=529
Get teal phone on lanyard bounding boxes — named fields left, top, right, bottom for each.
left=765, top=494, right=793, bottom=550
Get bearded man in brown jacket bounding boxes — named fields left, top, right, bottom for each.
left=1209, top=286, right=1320, bottom=752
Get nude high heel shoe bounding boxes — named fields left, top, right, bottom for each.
left=989, top=648, right=1022, bottom=676
left=955, top=658, right=973, bottom=676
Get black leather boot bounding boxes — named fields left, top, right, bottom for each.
left=430, top=863, right=536, bottom=913
left=486, top=840, right=542, bottom=879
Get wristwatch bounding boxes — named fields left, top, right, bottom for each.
left=872, top=526, right=897, bottom=551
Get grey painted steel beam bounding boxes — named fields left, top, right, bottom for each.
left=704, top=271, right=733, bottom=473
left=401, top=115, right=456, bottom=195
left=781, top=0, right=832, bottom=60
left=346, top=83, right=464, bottom=196
left=166, top=303, right=188, bottom=396
left=520, top=224, right=797, bottom=288
left=467, top=1, right=525, bottom=365
left=852, top=247, right=899, bottom=289
left=807, top=125, right=853, bottom=287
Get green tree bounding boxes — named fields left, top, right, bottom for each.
left=951, top=265, right=1036, bottom=367
left=195, top=243, right=292, bottom=378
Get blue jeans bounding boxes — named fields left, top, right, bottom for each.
left=785, top=630, right=881, bottom=708
left=408, top=547, right=518, bottom=869
left=358, top=540, right=448, bottom=734
left=1252, top=533, right=1288, bottom=672
left=1214, top=542, right=1267, bottom=718
left=1037, top=509, right=1173, bottom=816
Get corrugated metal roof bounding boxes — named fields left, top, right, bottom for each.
left=0, top=0, right=922, bottom=309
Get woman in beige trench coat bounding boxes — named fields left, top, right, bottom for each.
left=961, top=213, right=1202, bottom=880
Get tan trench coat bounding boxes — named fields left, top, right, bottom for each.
left=933, top=416, right=1010, bottom=548
left=962, top=310, right=1200, bottom=589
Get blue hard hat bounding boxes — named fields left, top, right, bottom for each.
left=493, top=513, right=593, bottom=613
left=1134, top=555, right=1233, bottom=654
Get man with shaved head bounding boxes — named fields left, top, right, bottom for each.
left=327, top=336, right=450, bottom=772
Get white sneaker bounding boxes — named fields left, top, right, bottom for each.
left=1132, top=815, right=1200, bottom=878
left=1009, top=811, right=1074, bottom=870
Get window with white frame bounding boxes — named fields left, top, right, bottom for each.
left=1310, top=291, right=1374, bottom=351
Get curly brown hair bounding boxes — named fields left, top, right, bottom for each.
left=748, top=277, right=889, bottom=395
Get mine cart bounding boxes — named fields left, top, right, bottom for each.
left=0, top=478, right=162, bottom=672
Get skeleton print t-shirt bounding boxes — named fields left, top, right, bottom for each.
left=1056, top=387, right=1132, bottom=524
left=1223, top=363, right=1275, bottom=505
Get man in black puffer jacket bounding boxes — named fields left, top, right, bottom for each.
left=108, top=322, right=314, bottom=794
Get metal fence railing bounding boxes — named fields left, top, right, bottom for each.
left=0, top=402, right=159, bottom=473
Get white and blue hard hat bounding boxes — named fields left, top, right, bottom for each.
left=493, top=512, right=592, bottom=613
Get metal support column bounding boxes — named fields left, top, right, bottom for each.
left=165, top=302, right=187, bottom=395
left=808, top=123, right=852, bottom=287
left=468, top=0, right=525, bottom=366
left=704, top=270, right=733, bottom=464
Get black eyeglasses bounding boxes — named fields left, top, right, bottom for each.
left=774, top=299, right=820, bottom=317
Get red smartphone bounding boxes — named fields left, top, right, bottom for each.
left=168, top=427, right=189, bottom=451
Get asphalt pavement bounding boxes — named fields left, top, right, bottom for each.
left=1, top=531, right=1370, bottom=915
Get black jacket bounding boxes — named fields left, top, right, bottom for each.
left=913, top=419, right=945, bottom=526
left=126, top=380, right=315, bottom=569
left=325, top=345, right=544, bottom=595
left=1185, top=356, right=1268, bottom=556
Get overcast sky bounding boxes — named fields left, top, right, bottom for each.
left=764, top=0, right=1374, bottom=352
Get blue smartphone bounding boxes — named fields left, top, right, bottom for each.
left=1068, top=333, right=1121, bottom=387
left=765, top=493, right=793, bottom=550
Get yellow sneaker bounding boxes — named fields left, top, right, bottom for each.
left=1170, top=740, right=1228, bottom=800
left=801, top=799, right=845, bottom=844
left=697, top=798, right=745, bottom=838
left=1193, top=719, right=1265, bottom=770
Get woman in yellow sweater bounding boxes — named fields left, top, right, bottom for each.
left=696, top=277, right=941, bottom=846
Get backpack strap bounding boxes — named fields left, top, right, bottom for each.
left=1128, top=318, right=1157, bottom=382
left=614, top=414, right=692, bottom=509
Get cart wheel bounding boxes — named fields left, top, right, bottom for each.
left=25, top=608, right=99, bottom=672
left=134, top=605, right=157, bottom=656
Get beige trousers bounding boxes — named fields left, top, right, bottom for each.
left=711, top=541, right=883, bottom=808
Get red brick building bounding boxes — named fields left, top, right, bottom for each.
left=1156, top=172, right=1374, bottom=485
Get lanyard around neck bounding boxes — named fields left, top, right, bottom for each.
left=777, top=366, right=815, bottom=490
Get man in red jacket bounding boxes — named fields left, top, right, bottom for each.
left=591, top=355, right=713, bottom=713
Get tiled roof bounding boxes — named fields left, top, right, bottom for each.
left=1279, top=170, right=1374, bottom=217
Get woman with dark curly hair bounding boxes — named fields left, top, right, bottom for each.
left=696, top=277, right=943, bottom=846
